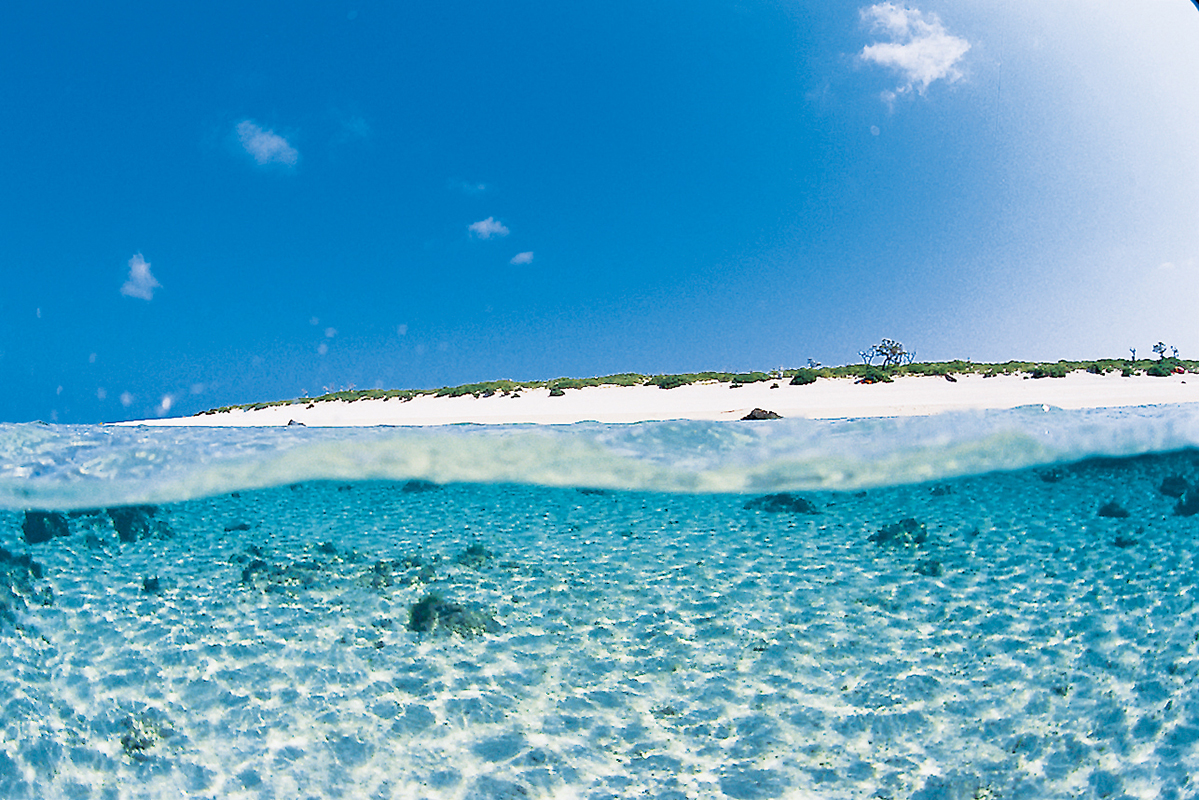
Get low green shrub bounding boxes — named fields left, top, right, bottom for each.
left=790, top=369, right=818, bottom=386
left=650, top=374, right=692, bottom=390
left=1147, top=359, right=1180, bottom=377
left=1030, top=363, right=1068, bottom=379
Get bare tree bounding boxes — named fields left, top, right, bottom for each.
left=862, top=338, right=913, bottom=368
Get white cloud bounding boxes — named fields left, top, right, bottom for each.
left=859, top=3, right=969, bottom=101
left=510, top=251, right=534, bottom=265
left=469, top=217, right=510, bottom=239
left=119, top=391, right=134, bottom=407
left=236, top=120, right=299, bottom=167
left=120, top=253, right=161, bottom=300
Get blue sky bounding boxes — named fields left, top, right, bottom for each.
left=2, top=1, right=1196, bottom=423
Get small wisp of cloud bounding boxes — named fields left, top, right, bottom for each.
left=510, top=251, right=534, bottom=265
left=469, top=217, right=510, bottom=239
left=859, top=3, right=969, bottom=105
left=450, top=179, right=489, bottom=195
left=120, top=253, right=161, bottom=300
left=236, top=120, right=299, bottom=167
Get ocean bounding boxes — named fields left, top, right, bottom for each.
left=0, top=404, right=1196, bottom=799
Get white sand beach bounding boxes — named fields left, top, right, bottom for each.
left=126, top=371, right=1199, bottom=427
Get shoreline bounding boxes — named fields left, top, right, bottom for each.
left=120, top=371, right=1199, bottom=427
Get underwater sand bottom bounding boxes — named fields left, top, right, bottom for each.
left=0, top=452, right=1196, bottom=799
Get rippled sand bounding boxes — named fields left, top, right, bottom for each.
left=0, top=450, right=1196, bottom=799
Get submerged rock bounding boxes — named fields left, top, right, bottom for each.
left=1174, top=487, right=1199, bottom=517
left=22, top=511, right=69, bottom=544
left=914, top=559, right=943, bottom=577
left=107, top=505, right=158, bottom=543
left=869, top=518, right=927, bottom=546
left=454, top=542, right=495, bottom=569
left=1097, top=501, right=1130, bottom=519
left=0, top=546, right=52, bottom=614
left=741, top=408, right=782, bottom=420
left=401, top=480, right=441, bottom=493
left=238, top=551, right=325, bottom=593
left=743, top=494, right=819, bottom=514
left=1159, top=475, right=1191, bottom=498
left=119, top=714, right=172, bottom=761
left=407, top=593, right=498, bottom=637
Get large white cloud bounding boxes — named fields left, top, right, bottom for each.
left=120, top=253, right=161, bottom=300
left=236, top=120, right=299, bottom=167
left=859, top=3, right=969, bottom=101
left=468, top=217, right=510, bottom=239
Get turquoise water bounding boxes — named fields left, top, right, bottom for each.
left=0, top=405, right=1196, bottom=799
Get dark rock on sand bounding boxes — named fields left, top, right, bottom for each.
left=119, top=714, right=171, bottom=761
left=238, top=550, right=325, bottom=593
left=407, top=593, right=498, bottom=636
left=401, top=480, right=441, bottom=493
left=869, top=518, right=928, bottom=546
left=1097, top=501, right=1130, bottom=519
left=107, top=505, right=158, bottom=543
left=0, top=546, right=51, bottom=611
left=744, top=493, right=820, bottom=514
left=914, top=559, right=943, bottom=577
left=286, top=419, right=306, bottom=426
left=22, top=511, right=69, bottom=544
left=741, top=408, right=782, bottom=420
left=455, top=542, right=495, bottom=569
left=1159, top=475, right=1191, bottom=498
left=1174, top=487, right=1199, bottom=517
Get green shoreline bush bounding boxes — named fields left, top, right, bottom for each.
left=196, top=358, right=1198, bottom=416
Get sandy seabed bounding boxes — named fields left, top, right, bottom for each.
left=1, top=448, right=1196, bottom=799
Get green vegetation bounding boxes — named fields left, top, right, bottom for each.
left=648, top=371, right=772, bottom=390
left=195, top=357, right=1197, bottom=416
left=789, top=368, right=818, bottom=386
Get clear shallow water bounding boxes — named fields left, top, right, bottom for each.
left=0, top=406, right=1196, bottom=799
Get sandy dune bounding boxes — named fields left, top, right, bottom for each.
left=123, top=371, right=1198, bottom=427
